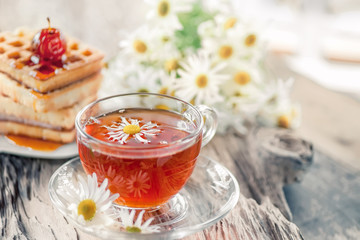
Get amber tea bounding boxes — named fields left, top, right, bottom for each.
left=78, top=108, right=202, bottom=208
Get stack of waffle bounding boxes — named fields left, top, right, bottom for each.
left=0, top=29, right=104, bottom=143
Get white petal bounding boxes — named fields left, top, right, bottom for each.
left=135, top=134, right=150, bottom=143
left=121, top=117, right=130, bottom=125
left=142, top=216, right=155, bottom=228
left=135, top=210, right=145, bottom=227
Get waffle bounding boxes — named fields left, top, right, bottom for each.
left=0, top=121, right=75, bottom=143
left=0, top=71, right=102, bottom=112
left=0, top=28, right=104, bottom=93
left=0, top=28, right=104, bottom=143
left=0, top=94, right=96, bottom=130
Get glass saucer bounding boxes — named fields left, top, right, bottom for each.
left=49, top=155, right=240, bottom=240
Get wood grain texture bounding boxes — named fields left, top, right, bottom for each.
left=1, top=129, right=311, bottom=240
left=0, top=154, right=97, bottom=240
left=186, top=195, right=303, bottom=240
left=252, top=128, right=313, bottom=220
left=201, top=128, right=313, bottom=221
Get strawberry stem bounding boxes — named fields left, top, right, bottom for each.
left=47, top=17, right=51, bottom=30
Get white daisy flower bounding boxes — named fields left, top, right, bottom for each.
left=220, top=63, right=268, bottom=117
left=200, top=16, right=264, bottom=60
left=142, top=72, right=177, bottom=111
left=157, top=45, right=182, bottom=73
left=126, top=67, right=160, bottom=94
left=226, top=87, right=267, bottom=117
left=174, top=52, right=229, bottom=105
left=258, top=78, right=301, bottom=129
left=144, top=0, right=194, bottom=31
left=57, top=173, right=119, bottom=227
left=234, top=21, right=264, bottom=60
left=116, top=209, right=160, bottom=233
left=103, top=117, right=161, bottom=144
left=201, top=16, right=263, bottom=65
left=221, top=61, right=263, bottom=97
left=119, top=26, right=161, bottom=62
left=158, top=70, right=176, bottom=96
left=202, top=36, right=242, bottom=65
left=220, top=15, right=240, bottom=31
left=198, top=15, right=239, bottom=40
left=259, top=102, right=301, bottom=129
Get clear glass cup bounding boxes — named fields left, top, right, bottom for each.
left=75, top=93, right=217, bottom=209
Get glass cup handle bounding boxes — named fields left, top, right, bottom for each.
left=195, top=105, right=218, bottom=147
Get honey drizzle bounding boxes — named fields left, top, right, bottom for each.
left=30, top=90, right=49, bottom=99
left=5, top=134, right=64, bottom=152
left=10, top=53, right=84, bottom=80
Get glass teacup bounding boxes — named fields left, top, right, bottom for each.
left=75, top=93, right=217, bottom=208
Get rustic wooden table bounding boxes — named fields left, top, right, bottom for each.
left=0, top=0, right=359, bottom=238
left=1, top=60, right=360, bottom=239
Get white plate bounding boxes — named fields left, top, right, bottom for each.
left=0, top=136, right=78, bottom=159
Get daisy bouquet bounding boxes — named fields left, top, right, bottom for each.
left=101, top=0, right=300, bottom=133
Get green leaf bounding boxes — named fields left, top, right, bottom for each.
left=175, top=3, right=214, bottom=52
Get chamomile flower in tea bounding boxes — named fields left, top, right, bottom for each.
left=104, top=117, right=161, bottom=144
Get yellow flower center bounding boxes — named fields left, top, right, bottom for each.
left=162, top=36, right=170, bottom=42
left=165, top=59, right=178, bottom=72
left=156, top=104, right=170, bottom=110
left=126, top=226, right=142, bottom=233
left=224, top=17, right=237, bottom=30
left=123, top=124, right=141, bottom=135
left=195, top=74, right=208, bottom=88
left=278, top=115, right=290, bottom=128
left=133, top=40, right=147, bottom=53
left=244, top=34, right=256, bottom=47
left=77, top=199, right=96, bottom=221
left=159, top=87, right=168, bottom=95
left=218, top=45, right=233, bottom=59
left=158, top=0, right=170, bottom=17
left=234, top=71, right=251, bottom=85
left=137, top=88, right=149, bottom=93
left=234, top=91, right=242, bottom=97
